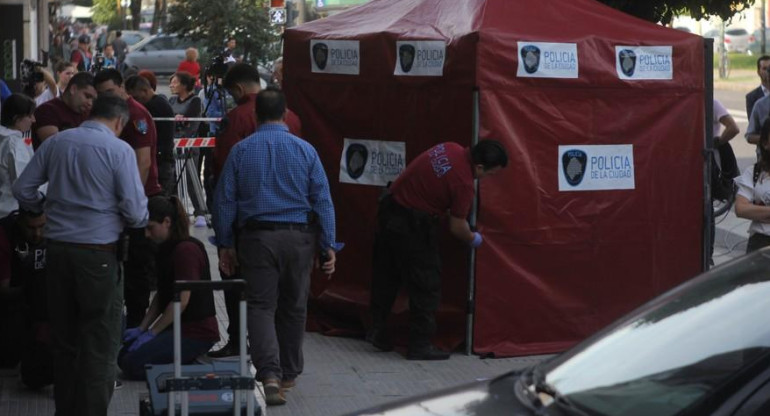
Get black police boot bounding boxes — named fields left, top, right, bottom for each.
left=406, top=344, right=450, bottom=361
left=365, top=328, right=393, bottom=352
left=208, top=340, right=240, bottom=358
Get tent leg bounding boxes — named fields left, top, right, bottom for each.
left=465, top=88, right=481, bottom=356
left=703, top=39, right=714, bottom=272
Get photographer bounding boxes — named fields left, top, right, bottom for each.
left=34, top=62, right=77, bottom=106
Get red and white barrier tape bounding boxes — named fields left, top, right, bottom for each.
left=175, top=137, right=217, bottom=148
left=152, top=117, right=222, bottom=122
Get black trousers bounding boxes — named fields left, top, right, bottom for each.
left=124, top=227, right=157, bottom=328
left=370, top=195, right=441, bottom=349
left=747, top=233, right=770, bottom=253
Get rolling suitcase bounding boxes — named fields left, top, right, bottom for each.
left=139, top=279, right=262, bottom=415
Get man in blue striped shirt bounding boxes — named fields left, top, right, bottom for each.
left=213, top=87, right=336, bottom=406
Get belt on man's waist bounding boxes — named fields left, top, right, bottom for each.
left=243, top=220, right=315, bottom=232
left=49, top=240, right=117, bottom=253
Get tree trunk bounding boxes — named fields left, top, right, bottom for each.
left=130, top=0, right=141, bottom=30
left=151, top=0, right=161, bottom=34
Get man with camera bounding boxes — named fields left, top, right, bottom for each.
left=34, top=62, right=76, bottom=106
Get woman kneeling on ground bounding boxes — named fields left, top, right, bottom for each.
left=118, top=195, right=219, bottom=379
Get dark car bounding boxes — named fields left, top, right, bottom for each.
left=351, top=250, right=770, bottom=415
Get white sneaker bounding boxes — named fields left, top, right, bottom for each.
left=194, top=216, right=207, bottom=228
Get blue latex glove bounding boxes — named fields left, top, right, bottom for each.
left=470, top=232, right=483, bottom=248
left=123, top=327, right=143, bottom=343
left=128, top=330, right=156, bottom=352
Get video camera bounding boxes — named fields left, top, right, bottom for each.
left=207, top=53, right=229, bottom=80
left=20, top=59, right=45, bottom=88
left=91, top=53, right=106, bottom=74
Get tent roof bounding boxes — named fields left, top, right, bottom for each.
left=291, top=0, right=697, bottom=44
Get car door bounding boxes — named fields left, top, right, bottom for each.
left=127, top=37, right=167, bottom=72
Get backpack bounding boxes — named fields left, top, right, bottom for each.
left=711, top=142, right=739, bottom=202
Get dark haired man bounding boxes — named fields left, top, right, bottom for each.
left=32, top=71, right=96, bottom=147
left=213, top=87, right=336, bottom=405
left=70, top=34, right=92, bottom=72
left=126, top=75, right=176, bottom=195
left=112, top=31, right=128, bottom=69
left=368, top=140, right=508, bottom=360
left=0, top=209, right=52, bottom=389
left=13, top=95, right=148, bottom=416
left=746, top=55, right=770, bottom=120
left=208, top=63, right=302, bottom=358
left=94, top=68, right=162, bottom=329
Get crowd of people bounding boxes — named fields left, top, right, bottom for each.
left=0, top=25, right=509, bottom=414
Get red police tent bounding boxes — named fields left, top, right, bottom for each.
left=283, top=0, right=705, bottom=357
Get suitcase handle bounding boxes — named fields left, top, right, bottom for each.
left=173, top=279, right=247, bottom=299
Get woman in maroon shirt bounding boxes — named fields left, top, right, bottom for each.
left=118, top=195, right=219, bottom=379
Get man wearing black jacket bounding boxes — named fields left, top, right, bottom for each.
left=746, top=55, right=770, bottom=120
left=126, top=75, right=177, bottom=195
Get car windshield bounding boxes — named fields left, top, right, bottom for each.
left=543, top=252, right=770, bottom=416
left=726, top=28, right=748, bottom=36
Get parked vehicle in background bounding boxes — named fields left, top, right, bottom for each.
left=724, top=27, right=751, bottom=53
left=748, top=28, right=770, bottom=56
left=351, top=249, right=770, bottom=415
left=123, top=34, right=201, bottom=75
left=96, top=30, right=149, bottom=52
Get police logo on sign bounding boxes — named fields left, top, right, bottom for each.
left=399, top=44, right=416, bottom=73
left=520, top=45, right=541, bottom=74
left=619, top=49, right=637, bottom=77
left=313, top=43, right=329, bottom=70
left=562, top=149, right=587, bottom=186
left=346, top=143, right=368, bottom=179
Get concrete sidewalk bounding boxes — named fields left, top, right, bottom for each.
left=0, top=225, right=550, bottom=416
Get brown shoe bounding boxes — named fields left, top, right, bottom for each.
left=262, top=378, right=287, bottom=406
left=281, top=379, right=296, bottom=391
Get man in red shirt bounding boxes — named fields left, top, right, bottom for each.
left=208, top=63, right=302, bottom=357
left=32, top=72, right=97, bottom=148
left=70, top=34, right=92, bottom=72
left=368, top=140, right=508, bottom=360
left=213, top=63, right=302, bottom=178
left=94, top=69, right=163, bottom=328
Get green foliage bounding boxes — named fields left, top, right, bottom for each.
left=91, top=0, right=121, bottom=27
left=597, top=0, right=755, bottom=24
left=166, top=0, right=279, bottom=66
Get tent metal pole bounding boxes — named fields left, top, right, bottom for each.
left=466, top=88, right=480, bottom=355
left=704, top=38, right=714, bottom=271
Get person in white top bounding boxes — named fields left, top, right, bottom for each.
left=34, top=62, right=77, bottom=107
left=0, top=94, right=36, bottom=217
left=735, top=117, right=770, bottom=253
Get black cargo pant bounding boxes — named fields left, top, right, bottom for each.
left=370, top=195, right=440, bottom=349
left=124, top=227, right=157, bottom=328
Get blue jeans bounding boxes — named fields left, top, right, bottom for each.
left=118, top=330, right=214, bottom=380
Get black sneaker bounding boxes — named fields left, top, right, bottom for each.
left=406, top=345, right=450, bottom=361
left=208, top=341, right=239, bottom=358
left=114, top=380, right=123, bottom=390
left=365, top=329, right=393, bottom=351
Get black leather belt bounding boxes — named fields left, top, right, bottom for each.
left=244, top=220, right=314, bottom=232
left=50, top=240, right=117, bottom=253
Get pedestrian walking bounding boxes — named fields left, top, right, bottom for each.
left=212, top=87, right=336, bottom=406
